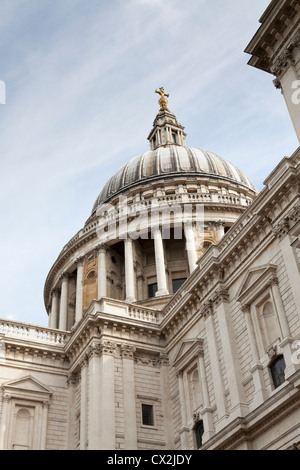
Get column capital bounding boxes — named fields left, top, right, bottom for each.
left=120, top=343, right=136, bottom=359
left=59, top=271, right=71, bottom=281
left=210, top=286, right=229, bottom=307
left=272, top=218, right=290, bottom=239
left=50, top=287, right=60, bottom=298
left=241, top=304, right=251, bottom=314
left=200, top=300, right=214, bottom=317
left=95, top=243, right=108, bottom=255
left=67, top=372, right=79, bottom=387
left=75, top=256, right=85, bottom=267
left=270, top=49, right=295, bottom=78
left=3, top=394, right=11, bottom=403
left=99, top=340, right=117, bottom=356
left=79, top=354, right=89, bottom=369
left=158, top=352, right=170, bottom=367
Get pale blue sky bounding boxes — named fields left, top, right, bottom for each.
left=0, top=0, right=298, bottom=327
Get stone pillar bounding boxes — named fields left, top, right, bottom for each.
left=177, top=371, right=189, bottom=449
left=270, top=277, right=299, bottom=378
left=40, top=401, right=50, bottom=450
left=274, top=229, right=300, bottom=316
left=124, top=238, right=136, bottom=302
left=67, top=373, right=78, bottom=451
left=197, top=352, right=214, bottom=443
left=212, top=287, right=248, bottom=419
left=216, top=221, right=225, bottom=242
left=159, top=354, right=174, bottom=449
left=88, top=344, right=102, bottom=450
left=0, top=394, right=11, bottom=450
left=203, top=302, right=228, bottom=431
left=59, top=272, right=70, bottom=331
left=88, top=341, right=116, bottom=450
left=97, top=245, right=107, bottom=299
left=121, top=345, right=137, bottom=449
left=50, top=288, right=59, bottom=329
left=184, top=222, right=198, bottom=274
left=153, top=226, right=169, bottom=296
left=80, top=356, right=88, bottom=450
left=137, top=274, right=144, bottom=301
left=242, top=305, right=268, bottom=408
left=273, top=52, right=300, bottom=143
left=75, top=257, right=84, bottom=324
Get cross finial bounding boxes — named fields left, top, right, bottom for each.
left=155, top=87, right=170, bottom=111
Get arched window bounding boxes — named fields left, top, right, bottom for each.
left=194, top=420, right=204, bottom=449
left=270, top=355, right=286, bottom=389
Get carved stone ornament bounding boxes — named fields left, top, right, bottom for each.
left=267, top=345, right=277, bottom=358
left=211, top=287, right=229, bottom=307
left=120, top=344, right=135, bottom=359
left=134, top=353, right=160, bottom=368
left=272, top=218, right=290, bottom=239
left=99, top=340, right=117, bottom=356
left=288, top=203, right=300, bottom=223
left=193, top=411, right=201, bottom=423
left=271, top=49, right=295, bottom=77
left=200, top=301, right=213, bottom=317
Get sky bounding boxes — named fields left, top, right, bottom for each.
left=0, top=0, right=299, bottom=328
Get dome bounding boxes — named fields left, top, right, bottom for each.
left=92, top=145, right=257, bottom=213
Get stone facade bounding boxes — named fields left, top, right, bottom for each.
left=1, top=0, right=300, bottom=451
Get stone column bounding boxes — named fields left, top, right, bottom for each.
left=159, top=354, right=174, bottom=449
left=75, top=257, right=84, bottom=324
left=50, top=288, right=59, bottom=329
left=59, top=272, right=70, bottom=331
left=184, top=222, right=198, bottom=274
left=124, top=238, right=136, bottom=302
left=80, top=356, right=88, bottom=450
left=274, top=228, right=300, bottom=317
left=0, top=394, right=11, bottom=450
left=67, top=373, right=78, bottom=450
left=177, top=371, right=189, bottom=449
left=197, top=351, right=214, bottom=443
left=242, top=305, right=268, bottom=408
left=212, top=287, right=248, bottom=419
left=137, top=274, right=144, bottom=301
left=88, top=341, right=116, bottom=450
left=40, top=401, right=50, bottom=450
left=216, top=221, right=225, bottom=242
left=97, top=245, right=107, bottom=299
left=121, top=345, right=137, bottom=449
left=153, top=226, right=169, bottom=296
left=88, top=344, right=102, bottom=450
left=273, top=52, right=300, bottom=143
left=203, top=302, right=228, bottom=431
left=270, top=276, right=299, bottom=378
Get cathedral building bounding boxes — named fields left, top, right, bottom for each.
left=1, top=0, right=300, bottom=450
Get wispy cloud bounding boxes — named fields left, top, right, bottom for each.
left=0, top=0, right=298, bottom=326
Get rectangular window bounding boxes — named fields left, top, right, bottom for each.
left=172, top=278, right=187, bottom=293
left=148, top=283, right=158, bottom=298
left=172, top=132, right=177, bottom=143
left=142, top=404, right=154, bottom=426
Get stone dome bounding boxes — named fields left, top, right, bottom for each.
left=92, top=145, right=257, bottom=213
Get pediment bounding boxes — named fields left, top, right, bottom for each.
left=236, top=264, right=277, bottom=304
left=2, top=376, right=52, bottom=399
left=173, top=338, right=203, bottom=371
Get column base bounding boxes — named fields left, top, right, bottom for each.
left=155, top=289, right=169, bottom=297
left=125, top=297, right=136, bottom=303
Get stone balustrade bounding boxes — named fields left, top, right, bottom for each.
left=0, top=320, right=68, bottom=345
